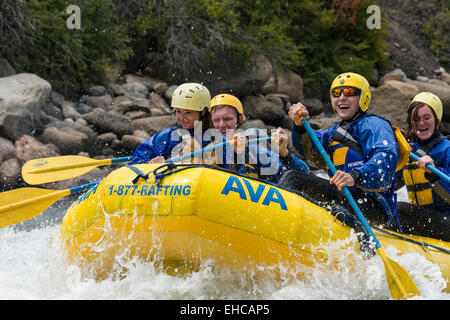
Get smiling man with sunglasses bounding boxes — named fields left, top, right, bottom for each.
left=288, top=72, right=402, bottom=231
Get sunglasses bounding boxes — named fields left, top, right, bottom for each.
left=331, top=87, right=361, bottom=98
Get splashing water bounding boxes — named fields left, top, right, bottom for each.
left=0, top=194, right=448, bottom=300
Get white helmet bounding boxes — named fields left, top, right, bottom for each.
left=171, top=83, right=211, bottom=111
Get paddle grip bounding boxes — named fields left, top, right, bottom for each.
left=410, top=152, right=450, bottom=184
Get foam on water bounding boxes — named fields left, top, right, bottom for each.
left=0, top=215, right=448, bottom=300
left=0, top=176, right=447, bottom=300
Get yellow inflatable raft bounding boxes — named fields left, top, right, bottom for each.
left=60, top=163, right=450, bottom=290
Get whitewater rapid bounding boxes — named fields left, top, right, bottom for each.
left=0, top=187, right=448, bottom=300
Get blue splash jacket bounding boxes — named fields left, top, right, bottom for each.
left=292, top=113, right=400, bottom=224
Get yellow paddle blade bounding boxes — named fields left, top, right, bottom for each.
left=377, top=248, right=420, bottom=300
left=22, top=155, right=112, bottom=185
left=0, top=187, right=70, bottom=228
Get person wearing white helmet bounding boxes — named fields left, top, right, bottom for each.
left=129, top=83, right=216, bottom=165
left=397, top=92, right=450, bottom=241
left=288, top=72, right=404, bottom=230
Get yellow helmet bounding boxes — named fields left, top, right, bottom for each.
left=211, top=93, right=245, bottom=123
left=171, top=83, right=211, bottom=111
left=330, top=72, right=371, bottom=112
left=408, top=92, right=443, bottom=121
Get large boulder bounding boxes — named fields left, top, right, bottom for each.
left=261, top=71, right=304, bottom=102
left=243, top=94, right=292, bottom=129
left=0, top=73, right=52, bottom=141
left=370, top=80, right=420, bottom=131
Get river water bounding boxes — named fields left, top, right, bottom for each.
left=0, top=186, right=449, bottom=301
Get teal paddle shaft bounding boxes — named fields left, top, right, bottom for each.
left=111, top=136, right=306, bottom=169
left=102, top=138, right=272, bottom=165
left=69, top=181, right=100, bottom=194
left=111, top=156, right=132, bottom=164
left=168, top=136, right=272, bottom=163
left=410, top=152, right=450, bottom=184
left=301, top=118, right=382, bottom=249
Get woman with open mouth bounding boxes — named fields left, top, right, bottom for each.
left=397, top=92, right=450, bottom=241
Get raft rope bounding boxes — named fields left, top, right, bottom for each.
left=372, top=226, right=450, bottom=254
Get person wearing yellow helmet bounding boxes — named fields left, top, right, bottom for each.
left=210, top=93, right=245, bottom=139
left=209, top=94, right=309, bottom=182
left=397, top=92, right=450, bottom=241
left=129, top=83, right=216, bottom=165
left=288, top=72, right=402, bottom=230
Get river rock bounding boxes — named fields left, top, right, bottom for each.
left=83, top=108, right=133, bottom=138
left=96, top=132, right=118, bottom=147
left=108, top=83, right=126, bottom=96
left=121, top=133, right=147, bottom=152
left=153, top=82, right=169, bottom=95
left=148, top=92, right=171, bottom=114
left=0, top=137, right=16, bottom=162
left=42, top=101, right=63, bottom=120
left=123, top=82, right=149, bottom=98
left=87, top=85, right=107, bottom=96
left=75, top=103, right=94, bottom=115
left=243, top=94, right=292, bottom=128
left=50, top=91, right=65, bottom=107
left=40, top=126, right=88, bottom=155
left=379, top=69, right=408, bottom=85
left=0, top=158, right=20, bottom=186
left=44, top=120, right=97, bottom=143
left=61, top=101, right=82, bottom=120
left=132, top=115, right=176, bottom=136
left=85, top=94, right=113, bottom=110
left=125, top=74, right=157, bottom=90
left=0, top=73, right=51, bottom=141
left=15, top=134, right=59, bottom=163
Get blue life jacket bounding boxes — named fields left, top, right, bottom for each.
left=292, top=113, right=400, bottom=225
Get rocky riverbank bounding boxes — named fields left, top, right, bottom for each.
left=0, top=55, right=449, bottom=192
